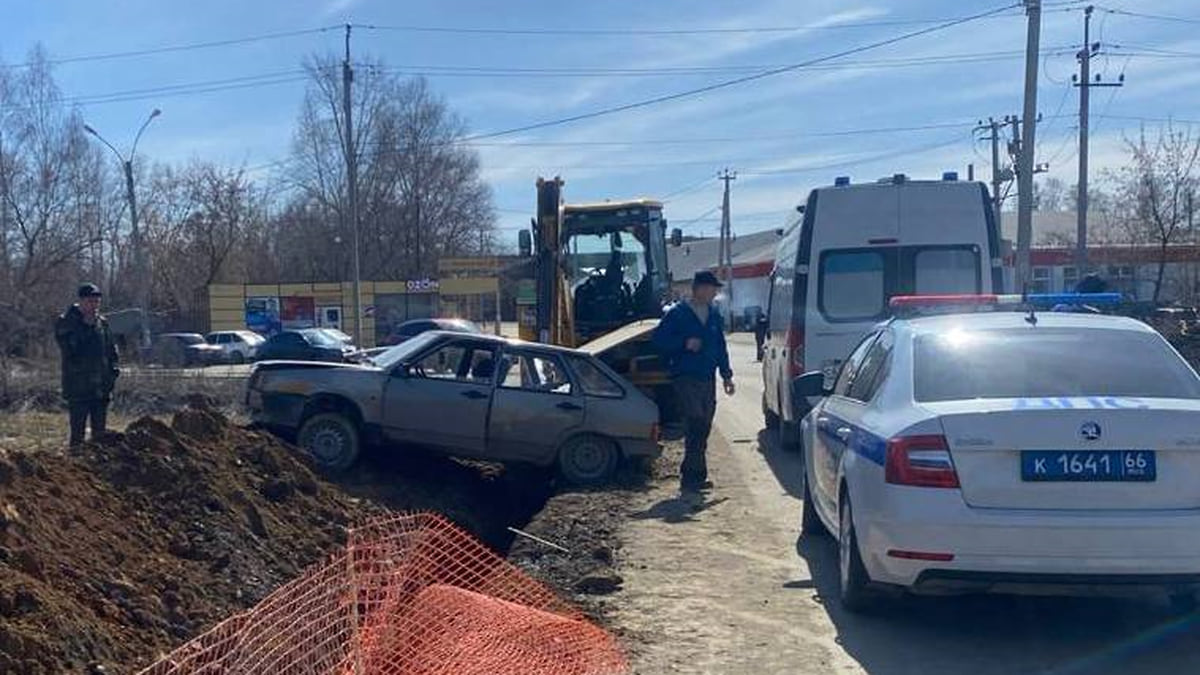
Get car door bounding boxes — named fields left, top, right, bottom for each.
left=381, top=338, right=498, bottom=455
left=811, top=331, right=879, bottom=517
left=278, top=333, right=309, bottom=360
left=487, top=349, right=585, bottom=465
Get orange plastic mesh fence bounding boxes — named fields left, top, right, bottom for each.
left=140, top=512, right=626, bottom=675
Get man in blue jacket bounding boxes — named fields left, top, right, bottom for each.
left=653, top=271, right=735, bottom=493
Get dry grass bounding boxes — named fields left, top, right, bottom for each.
left=0, top=411, right=143, bottom=453
left=1, top=361, right=248, bottom=452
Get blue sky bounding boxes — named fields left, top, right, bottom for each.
left=2, top=0, right=1198, bottom=242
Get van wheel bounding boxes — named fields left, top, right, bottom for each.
left=779, top=421, right=800, bottom=452
left=298, top=412, right=360, bottom=472
left=763, top=394, right=780, bottom=430
left=838, top=494, right=878, bottom=613
left=558, top=435, right=619, bottom=486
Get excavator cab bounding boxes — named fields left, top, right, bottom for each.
left=562, top=201, right=669, bottom=342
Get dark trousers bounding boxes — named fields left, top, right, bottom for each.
left=68, top=398, right=109, bottom=447
left=674, top=377, right=716, bottom=489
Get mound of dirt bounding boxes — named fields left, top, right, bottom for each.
left=0, top=407, right=374, bottom=675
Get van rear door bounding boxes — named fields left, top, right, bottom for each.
left=899, top=181, right=994, bottom=292
left=803, top=186, right=898, bottom=384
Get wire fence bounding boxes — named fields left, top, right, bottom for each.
left=140, top=512, right=627, bottom=675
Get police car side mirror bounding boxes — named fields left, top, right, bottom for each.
left=793, top=371, right=830, bottom=399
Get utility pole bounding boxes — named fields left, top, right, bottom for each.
left=343, top=24, right=363, bottom=346
left=718, top=169, right=736, bottom=333
left=977, top=117, right=1006, bottom=227
left=1016, top=0, right=1042, bottom=291
left=1073, top=5, right=1123, bottom=272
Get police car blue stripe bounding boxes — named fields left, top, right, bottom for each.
left=817, top=413, right=888, bottom=467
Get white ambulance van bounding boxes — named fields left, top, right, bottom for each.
left=762, top=173, right=1004, bottom=445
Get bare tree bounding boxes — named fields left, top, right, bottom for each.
left=1033, top=177, right=1068, bottom=211
left=1, top=48, right=119, bottom=356
left=1111, top=126, right=1200, bottom=304
left=288, top=56, right=495, bottom=281
left=141, top=162, right=265, bottom=326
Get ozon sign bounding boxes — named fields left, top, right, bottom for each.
left=406, top=278, right=440, bottom=292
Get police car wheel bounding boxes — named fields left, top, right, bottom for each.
left=800, top=469, right=826, bottom=538
left=298, top=412, right=360, bottom=472
left=838, top=495, right=877, bottom=613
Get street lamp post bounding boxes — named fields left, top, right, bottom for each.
left=84, top=109, right=161, bottom=353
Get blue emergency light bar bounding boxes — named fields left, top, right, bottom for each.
left=889, top=293, right=1122, bottom=313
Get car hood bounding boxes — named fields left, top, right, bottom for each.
left=577, top=319, right=660, bottom=356
left=186, top=344, right=222, bottom=351
left=253, top=360, right=379, bottom=373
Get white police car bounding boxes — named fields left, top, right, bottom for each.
left=795, top=293, right=1200, bottom=612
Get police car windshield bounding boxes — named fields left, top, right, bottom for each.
left=914, top=328, right=1200, bottom=402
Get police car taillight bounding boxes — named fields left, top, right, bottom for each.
left=885, top=435, right=959, bottom=488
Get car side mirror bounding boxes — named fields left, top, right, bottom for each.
left=670, top=227, right=683, bottom=247
left=792, top=371, right=830, bottom=400
left=390, top=364, right=409, bottom=378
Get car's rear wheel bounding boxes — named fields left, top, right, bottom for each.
left=298, top=412, right=360, bottom=472
left=558, top=434, right=619, bottom=486
left=800, top=466, right=826, bottom=538
left=838, top=494, right=877, bottom=613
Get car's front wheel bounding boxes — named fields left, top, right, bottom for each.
left=838, top=494, right=877, bottom=613
left=231, top=351, right=246, bottom=365
left=557, top=434, right=619, bottom=486
left=298, top=412, right=360, bottom=472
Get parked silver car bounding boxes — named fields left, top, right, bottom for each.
left=245, top=331, right=661, bottom=484
left=205, top=330, right=265, bottom=363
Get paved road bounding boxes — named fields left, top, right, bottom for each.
left=607, top=339, right=1200, bottom=674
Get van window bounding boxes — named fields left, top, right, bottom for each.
left=820, top=251, right=885, bottom=321
left=767, top=226, right=801, bottom=332
left=914, top=249, right=980, bottom=295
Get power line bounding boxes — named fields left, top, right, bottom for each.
left=1096, top=6, right=1200, bottom=25
left=353, top=13, right=1029, bottom=37
left=458, top=3, right=1023, bottom=142
left=370, top=48, right=1086, bottom=78
left=0, top=72, right=311, bottom=112
left=1, top=27, right=339, bottom=69
left=741, top=134, right=969, bottom=176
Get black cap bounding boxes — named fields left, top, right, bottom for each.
left=77, top=283, right=102, bottom=298
left=692, top=271, right=723, bottom=288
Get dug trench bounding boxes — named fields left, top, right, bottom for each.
left=0, top=403, right=632, bottom=675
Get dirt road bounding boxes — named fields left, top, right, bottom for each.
left=607, top=337, right=1200, bottom=675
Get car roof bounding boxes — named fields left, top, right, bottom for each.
left=896, top=311, right=1156, bottom=336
